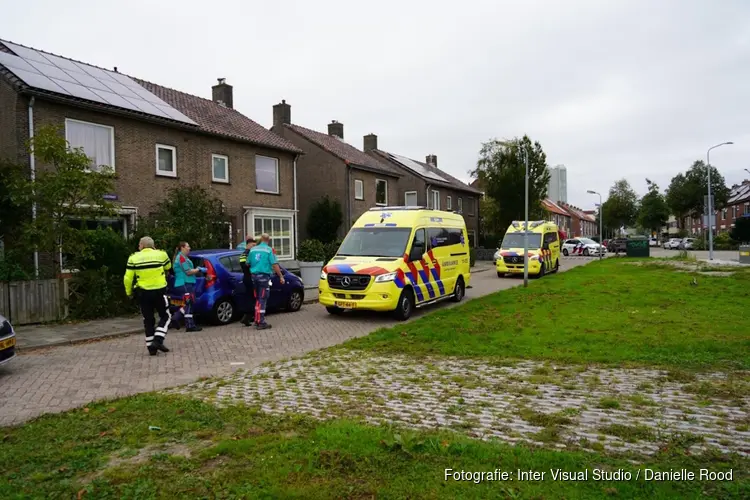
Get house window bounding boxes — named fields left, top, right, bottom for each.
left=404, top=191, right=418, bottom=207
left=467, top=197, right=475, bottom=215
left=457, top=197, right=463, bottom=213
left=722, top=208, right=728, bottom=220
left=64, top=118, right=115, bottom=172
left=745, top=203, right=750, bottom=215
left=733, top=206, right=738, bottom=219
left=376, top=179, right=388, bottom=205
left=256, top=155, right=279, bottom=193
left=212, top=154, right=229, bottom=183
left=252, top=214, right=293, bottom=259
left=446, top=196, right=452, bottom=211
left=431, top=190, right=440, bottom=210
left=354, top=179, right=364, bottom=200
left=155, top=144, right=176, bottom=177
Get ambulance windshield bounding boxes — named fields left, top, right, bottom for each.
left=501, top=232, right=542, bottom=249
left=337, top=227, right=412, bottom=257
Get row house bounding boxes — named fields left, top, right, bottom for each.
left=560, top=203, right=597, bottom=237
left=270, top=101, right=481, bottom=245
left=685, top=180, right=750, bottom=235
left=0, top=38, right=302, bottom=264
left=541, top=199, right=571, bottom=236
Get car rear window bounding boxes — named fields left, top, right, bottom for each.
left=189, top=257, right=204, bottom=267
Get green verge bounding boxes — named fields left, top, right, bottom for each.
left=343, top=259, right=750, bottom=371
left=1, top=395, right=747, bottom=499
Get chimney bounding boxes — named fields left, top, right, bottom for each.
left=328, top=120, right=344, bottom=139
left=212, top=78, right=233, bottom=108
left=426, top=154, right=437, bottom=167
left=364, top=133, right=378, bottom=152
left=273, top=99, right=291, bottom=129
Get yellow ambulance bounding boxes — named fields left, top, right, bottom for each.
left=495, top=220, right=560, bottom=278
left=319, top=207, right=471, bottom=320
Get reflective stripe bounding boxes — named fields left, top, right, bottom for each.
left=155, top=332, right=166, bottom=338
left=184, top=314, right=193, bottom=318
left=145, top=336, right=154, bottom=342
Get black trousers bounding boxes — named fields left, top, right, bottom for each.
left=240, top=276, right=256, bottom=315
left=138, top=288, right=171, bottom=347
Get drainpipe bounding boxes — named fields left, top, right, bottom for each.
left=28, top=97, right=39, bottom=277
left=293, top=154, right=299, bottom=257
left=345, top=161, right=352, bottom=234
left=425, top=183, right=431, bottom=209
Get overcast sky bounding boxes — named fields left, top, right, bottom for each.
left=3, top=0, right=750, bottom=209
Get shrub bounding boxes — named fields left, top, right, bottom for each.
left=324, top=239, right=343, bottom=263
left=306, top=196, right=343, bottom=244
left=479, top=233, right=503, bottom=249
left=67, top=266, right=137, bottom=320
left=76, top=228, right=132, bottom=276
left=470, top=247, right=476, bottom=267
left=297, top=239, right=326, bottom=262
left=714, top=232, right=738, bottom=250
left=730, top=217, right=750, bottom=244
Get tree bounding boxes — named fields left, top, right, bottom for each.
left=601, top=179, right=638, bottom=232
left=730, top=217, right=750, bottom=244
left=471, top=135, right=550, bottom=231
left=306, top=195, right=343, bottom=243
left=8, top=125, right=117, bottom=275
left=666, top=161, right=730, bottom=227
left=134, top=186, right=230, bottom=253
left=637, top=179, right=670, bottom=237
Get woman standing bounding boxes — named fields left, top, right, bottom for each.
left=172, top=242, right=206, bottom=332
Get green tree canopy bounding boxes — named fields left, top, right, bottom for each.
left=637, top=179, right=670, bottom=236
left=471, top=135, right=550, bottom=231
left=306, top=195, right=343, bottom=243
left=666, top=161, right=730, bottom=227
left=730, top=216, right=750, bottom=244
left=601, top=179, right=639, bottom=232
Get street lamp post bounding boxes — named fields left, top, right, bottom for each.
left=523, top=145, right=529, bottom=288
left=706, top=142, right=734, bottom=260
left=587, top=190, right=603, bottom=260
left=744, top=168, right=750, bottom=175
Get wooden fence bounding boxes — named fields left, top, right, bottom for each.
left=0, top=279, right=69, bottom=325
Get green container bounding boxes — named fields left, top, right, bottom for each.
left=626, top=237, right=650, bottom=257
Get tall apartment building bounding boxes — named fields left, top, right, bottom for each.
left=548, top=164, right=568, bottom=204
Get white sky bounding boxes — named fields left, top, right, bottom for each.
left=2, top=0, right=750, bottom=209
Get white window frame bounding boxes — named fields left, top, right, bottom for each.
left=354, top=179, right=364, bottom=200
left=404, top=190, right=418, bottom=207
left=245, top=208, right=295, bottom=260
left=64, top=118, right=115, bottom=172
left=255, top=155, right=280, bottom=194
left=431, top=190, right=440, bottom=210
left=155, top=144, right=177, bottom=177
left=375, top=178, right=388, bottom=206
left=446, top=196, right=452, bottom=211
left=211, top=154, right=229, bottom=183
left=457, top=197, right=463, bottom=213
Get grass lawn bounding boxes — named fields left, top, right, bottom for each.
left=344, top=259, right=750, bottom=371
left=2, top=394, right=747, bottom=499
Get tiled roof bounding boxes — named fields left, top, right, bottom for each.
left=560, top=203, right=596, bottom=222
left=135, top=79, right=301, bottom=153
left=542, top=199, right=569, bottom=217
left=0, top=38, right=301, bottom=154
left=373, top=150, right=482, bottom=195
left=285, top=124, right=399, bottom=177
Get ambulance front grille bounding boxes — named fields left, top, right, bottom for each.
left=503, top=256, right=523, bottom=264
left=327, top=273, right=371, bottom=291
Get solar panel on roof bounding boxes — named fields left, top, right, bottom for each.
left=0, top=40, right=197, bottom=126
left=388, top=153, right=448, bottom=182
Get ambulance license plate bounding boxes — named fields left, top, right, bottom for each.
left=170, top=299, right=184, bottom=307
left=0, top=337, right=16, bottom=350
left=335, top=301, right=357, bottom=309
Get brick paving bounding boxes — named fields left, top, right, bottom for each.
left=173, top=351, right=750, bottom=457
left=0, top=258, right=596, bottom=427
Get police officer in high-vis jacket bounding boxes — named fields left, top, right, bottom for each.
left=238, top=237, right=257, bottom=326
left=124, top=236, right=173, bottom=355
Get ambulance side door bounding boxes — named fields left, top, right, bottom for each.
left=427, top=226, right=455, bottom=296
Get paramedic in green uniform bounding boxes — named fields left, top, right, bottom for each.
left=249, top=233, right=285, bottom=330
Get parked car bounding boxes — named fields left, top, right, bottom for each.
left=663, top=238, right=682, bottom=249
left=167, top=249, right=305, bottom=325
left=607, top=238, right=627, bottom=253
left=561, top=237, right=605, bottom=256
left=679, top=238, right=696, bottom=250
left=0, top=314, right=17, bottom=367
left=649, top=237, right=658, bottom=247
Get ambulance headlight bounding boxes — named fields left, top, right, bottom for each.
left=320, top=270, right=327, bottom=280
left=375, top=272, right=398, bottom=283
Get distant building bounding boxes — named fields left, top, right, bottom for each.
left=548, top=165, right=567, bottom=204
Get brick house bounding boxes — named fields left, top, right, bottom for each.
left=560, top=203, right=597, bottom=237
left=363, top=134, right=482, bottom=246
left=684, top=180, right=750, bottom=235
left=0, top=39, right=303, bottom=263
left=270, top=100, right=401, bottom=240
left=541, top=199, right=571, bottom=236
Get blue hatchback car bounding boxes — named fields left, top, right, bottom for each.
left=167, top=249, right=304, bottom=325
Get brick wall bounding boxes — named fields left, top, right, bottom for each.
left=25, top=97, right=296, bottom=242
left=0, top=79, right=27, bottom=165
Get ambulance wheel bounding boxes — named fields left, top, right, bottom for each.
left=326, top=306, right=343, bottom=315
left=393, top=289, right=414, bottom=321
left=536, top=263, right=546, bottom=279
left=554, top=259, right=560, bottom=273
left=563, top=249, right=569, bottom=256
left=451, top=277, right=465, bottom=302
left=497, top=271, right=505, bottom=278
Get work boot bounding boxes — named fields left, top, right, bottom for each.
left=154, top=336, right=170, bottom=353
left=256, top=323, right=271, bottom=330
left=148, top=346, right=158, bottom=356
left=240, top=314, right=252, bottom=326
left=186, top=326, right=203, bottom=332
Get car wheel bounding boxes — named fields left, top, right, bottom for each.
left=287, top=289, right=303, bottom=312
left=212, top=298, right=234, bottom=325
left=451, top=277, right=465, bottom=302
left=393, top=288, right=414, bottom=321
left=583, top=248, right=590, bottom=256
left=562, top=249, right=569, bottom=256
left=326, top=306, right=343, bottom=315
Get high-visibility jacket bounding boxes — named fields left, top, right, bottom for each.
left=124, top=248, right=172, bottom=295
left=239, top=248, right=252, bottom=279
